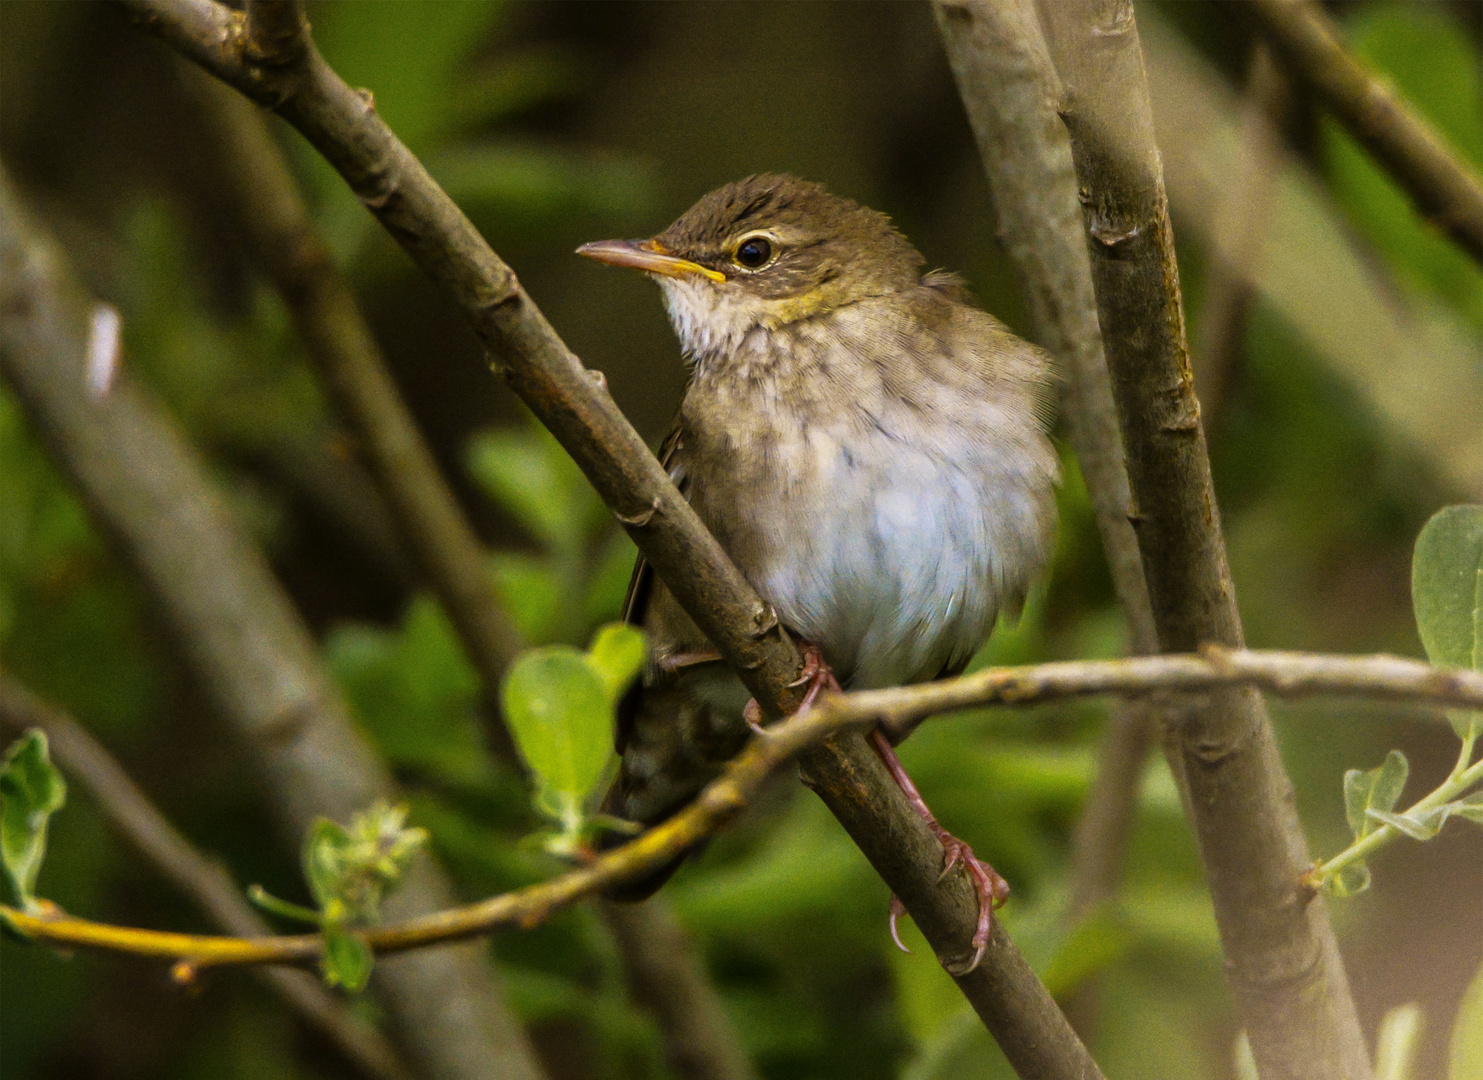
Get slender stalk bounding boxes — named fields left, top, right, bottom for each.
left=1038, top=2, right=1372, bottom=1077
left=1247, top=0, right=1483, bottom=267
left=7, top=647, right=1479, bottom=971
left=0, top=671, right=414, bottom=1080
left=1310, top=730, right=1482, bottom=886
left=0, top=165, right=547, bottom=1080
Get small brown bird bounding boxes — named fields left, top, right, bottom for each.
left=578, top=175, right=1058, bottom=969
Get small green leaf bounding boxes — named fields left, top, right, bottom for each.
left=1412, top=504, right=1483, bottom=672
left=1367, top=806, right=1446, bottom=842
left=1451, top=960, right=1483, bottom=1080
left=321, top=927, right=373, bottom=992
left=1328, top=861, right=1372, bottom=898
left=301, top=802, right=427, bottom=925
left=1344, top=750, right=1410, bottom=841
left=585, top=624, right=646, bottom=703
left=1451, top=791, right=1483, bottom=826
left=303, top=818, right=352, bottom=914
left=501, top=646, right=614, bottom=801
left=1, top=731, right=67, bottom=911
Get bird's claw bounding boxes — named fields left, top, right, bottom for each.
left=743, top=698, right=768, bottom=737
left=888, top=895, right=910, bottom=953
left=934, top=831, right=1007, bottom=974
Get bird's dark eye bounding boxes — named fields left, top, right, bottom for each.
left=734, top=236, right=773, bottom=269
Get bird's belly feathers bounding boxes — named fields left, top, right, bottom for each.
left=697, top=418, right=1051, bottom=690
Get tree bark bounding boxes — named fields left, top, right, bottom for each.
left=1036, top=3, right=1372, bottom=1078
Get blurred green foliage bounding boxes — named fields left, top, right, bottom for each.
left=0, top=2, right=1479, bottom=1079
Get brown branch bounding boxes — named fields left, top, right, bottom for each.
left=934, top=0, right=1156, bottom=657
left=1247, top=0, right=1483, bottom=267
left=0, top=166, right=547, bottom=1080
left=931, top=3, right=1160, bottom=1038
left=0, top=672, right=415, bottom=1080
left=117, top=3, right=1106, bottom=1077
left=8, top=646, right=1478, bottom=970
left=1038, top=3, right=1373, bottom=1078
left=600, top=900, right=760, bottom=1080
left=242, top=0, right=306, bottom=67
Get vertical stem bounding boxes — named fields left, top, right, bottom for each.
left=1037, top=2, right=1372, bottom=1077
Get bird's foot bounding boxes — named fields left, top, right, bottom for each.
left=869, top=729, right=1007, bottom=975
left=744, top=642, right=841, bottom=736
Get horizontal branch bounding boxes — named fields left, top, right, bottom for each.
left=8, top=647, right=1477, bottom=970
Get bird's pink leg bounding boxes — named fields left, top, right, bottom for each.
left=742, top=641, right=838, bottom=735
left=747, top=643, right=1007, bottom=973
left=868, top=728, right=1008, bottom=973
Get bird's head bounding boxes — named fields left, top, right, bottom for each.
left=577, top=174, right=925, bottom=361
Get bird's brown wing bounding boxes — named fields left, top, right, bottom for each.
left=615, top=424, right=684, bottom=752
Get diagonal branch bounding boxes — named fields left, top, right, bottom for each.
left=1038, top=2, right=1372, bottom=1078
left=1247, top=0, right=1483, bottom=267
left=0, top=672, right=415, bottom=1080
left=116, top=2, right=1106, bottom=1077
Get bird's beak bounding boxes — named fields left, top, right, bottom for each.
left=575, top=238, right=727, bottom=282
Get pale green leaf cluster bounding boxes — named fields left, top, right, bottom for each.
left=0, top=731, right=66, bottom=914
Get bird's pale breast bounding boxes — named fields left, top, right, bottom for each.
left=674, top=288, right=1058, bottom=689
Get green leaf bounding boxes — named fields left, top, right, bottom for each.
left=1412, top=506, right=1483, bottom=737
left=1, top=731, right=67, bottom=911
left=321, top=927, right=373, bottom=993
left=1451, top=791, right=1483, bottom=826
left=301, top=802, right=427, bottom=924
left=501, top=647, right=614, bottom=801
left=1367, top=806, right=1446, bottom=842
left=302, top=818, right=352, bottom=916
left=1344, top=750, right=1409, bottom=841
left=1452, top=960, right=1483, bottom=1080
left=585, top=624, right=646, bottom=703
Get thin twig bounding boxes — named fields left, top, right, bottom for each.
left=1038, top=3, right=1373, bottom=1078
left=118, top=4, right=1107, bottom=1076
left=0, top=672, right=415, bottom=1080
left=7, top=647, right=1479, bottom=969
left=0, top=165, right=547, bottom=1080
left=1248, top=0, right=1483, bottom=267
